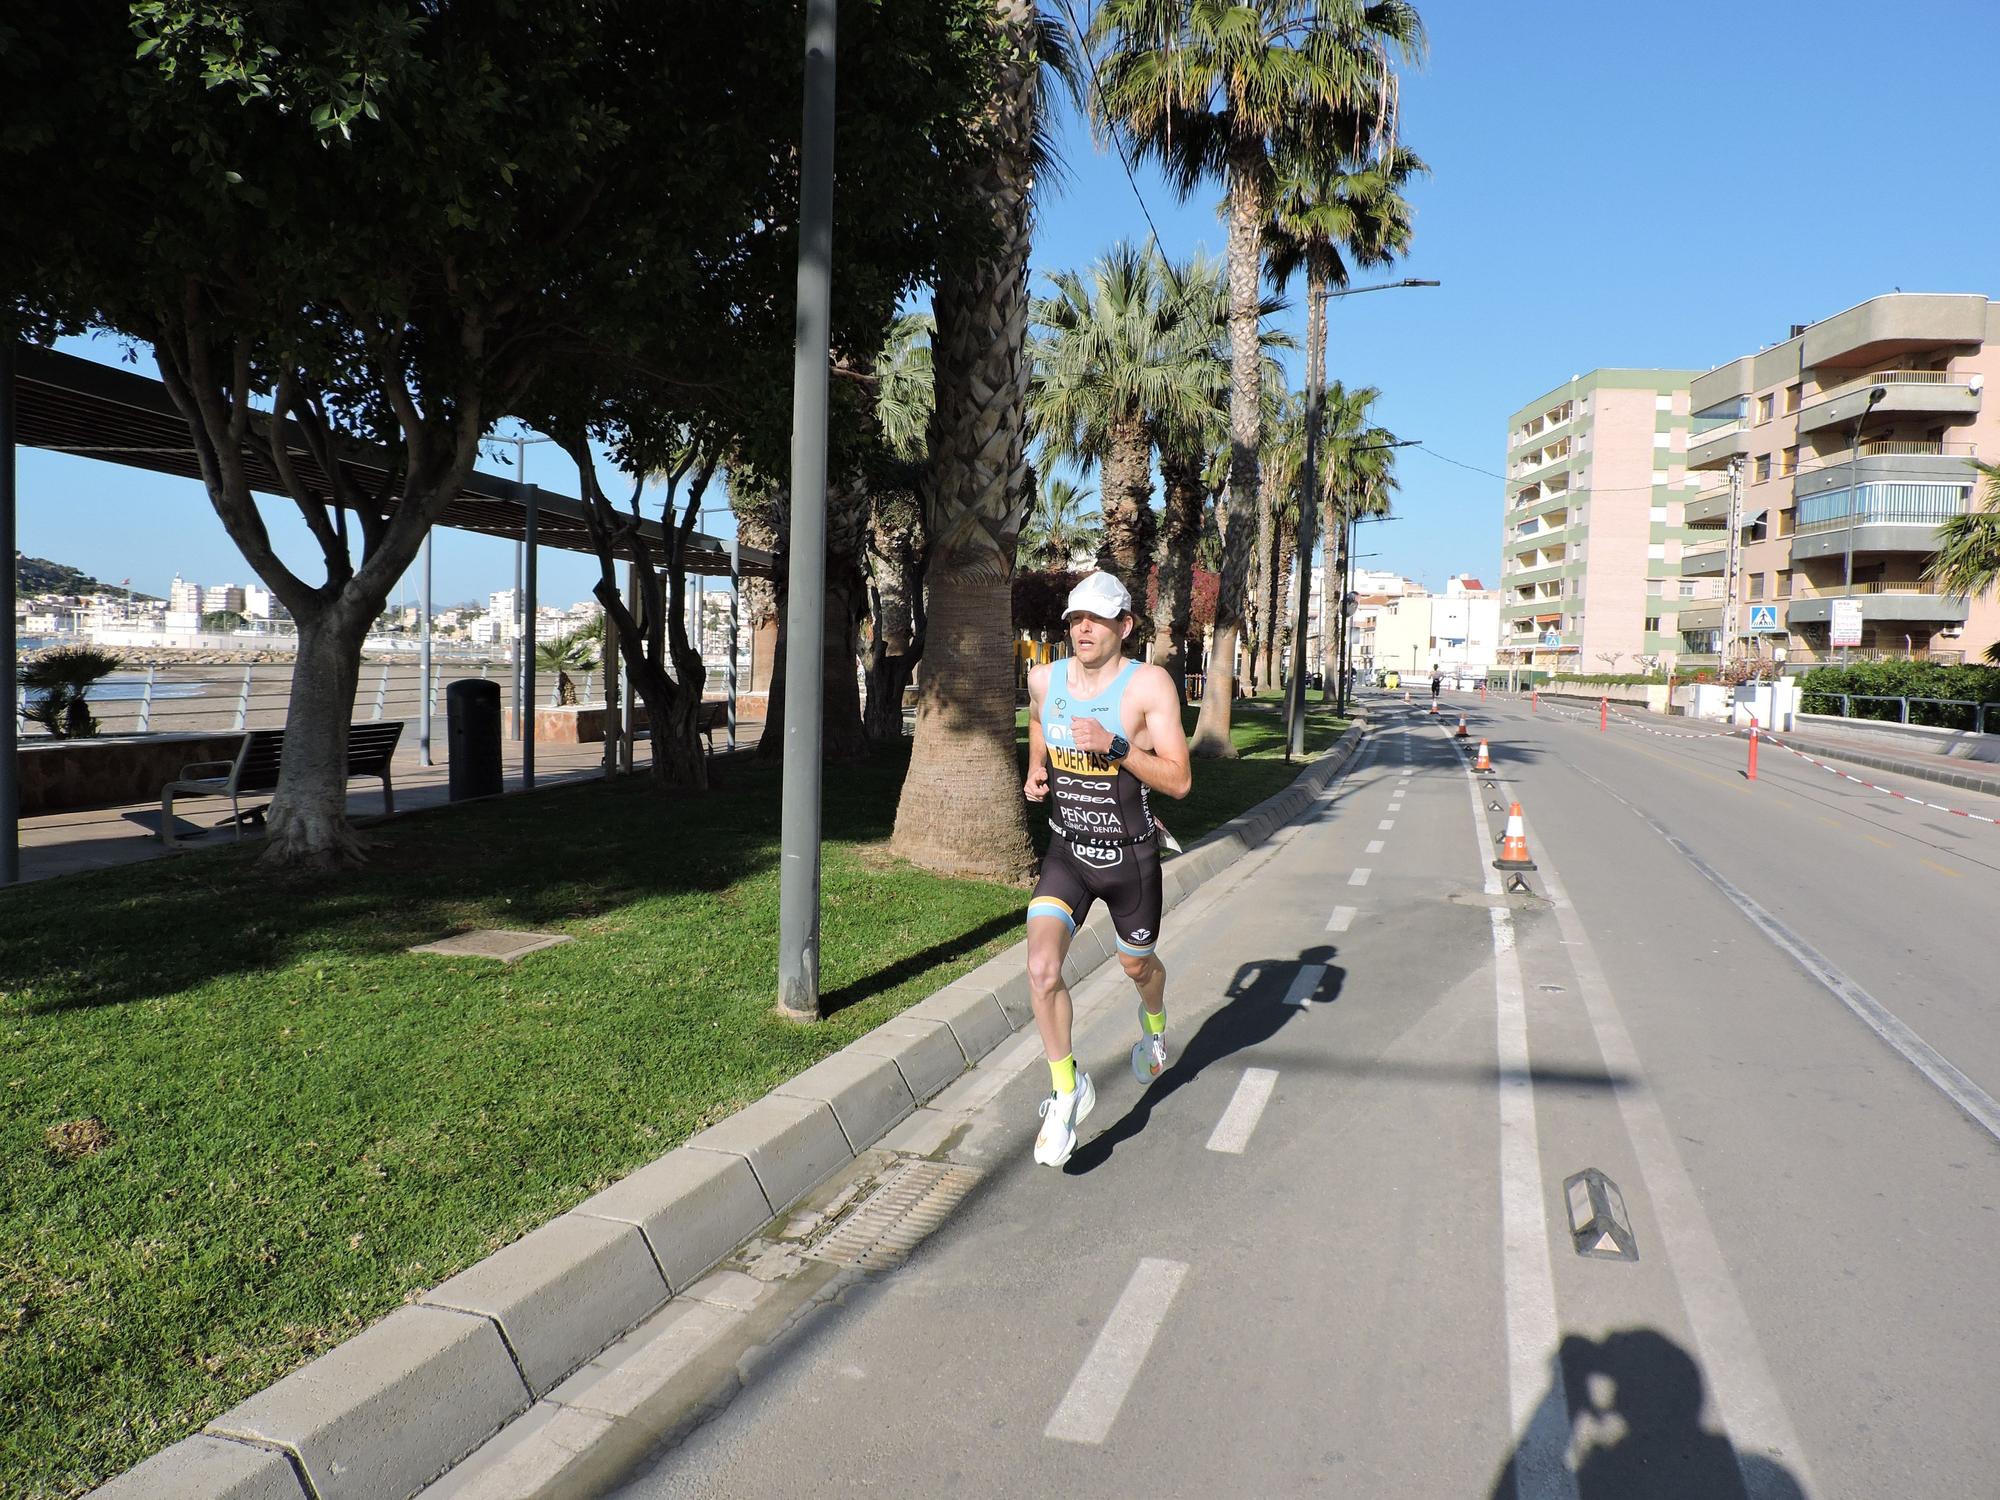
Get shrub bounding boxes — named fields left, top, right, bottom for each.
left=1793, top=661, right=2000, bottom=730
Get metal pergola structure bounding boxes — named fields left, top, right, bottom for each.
left=2, top=341, right=775, bottom=883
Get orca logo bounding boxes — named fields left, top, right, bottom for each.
left=1073, top=843, right=1123, bottom=869
left=1053, top=698, right=1067, bottom=714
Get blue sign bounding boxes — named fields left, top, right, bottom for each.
left=1748, top=604, right=1782, bottom=633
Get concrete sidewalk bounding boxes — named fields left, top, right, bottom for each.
left=10, top=719, right=765, bottom=886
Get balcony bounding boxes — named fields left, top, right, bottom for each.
left=1793, top=442, right=1978, bottom=503
left=1682, top=485, right=1734, bottom=525
left=1796, top=369, right=1982, bottom=435
left=1678, top=603, right=1724, bottom=631
left=1785, top=583, right=1969, bottom=625
left=1787, top=474, right=1974, bottom=561
left=1687, top=420, right=1749, bottom=469
left=1680, top=540, right=1726, bottom=577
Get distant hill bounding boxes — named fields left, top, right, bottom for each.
left=14, top=553, right=156, bottom=600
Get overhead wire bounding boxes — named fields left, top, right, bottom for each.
left=1048, top=0, right=1167, bottom=249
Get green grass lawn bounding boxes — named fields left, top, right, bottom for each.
left=1, top=698, right=1345, bottom=1497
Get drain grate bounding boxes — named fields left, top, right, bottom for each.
left=807, top=1160, right=982, bottom=1271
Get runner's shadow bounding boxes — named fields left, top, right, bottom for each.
left=1488, top=1328, right=1806, bottom=1499
left=1064, top=945, right=1344, bottom=1175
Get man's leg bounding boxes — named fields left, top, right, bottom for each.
left=1025, top=910, right=1079, bottom=1083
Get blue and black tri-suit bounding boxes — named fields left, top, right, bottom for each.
left=1027, top=658, right=1162, bottom=958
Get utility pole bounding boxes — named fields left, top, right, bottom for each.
left=776, top=0, right=837, bottom=1022
left=1721, top=455, right=1743, bottom=676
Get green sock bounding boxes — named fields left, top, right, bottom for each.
left=1142, top=1004, right=1166, bottom=1037
left=1049, top=1055, right=1077, bottom=1094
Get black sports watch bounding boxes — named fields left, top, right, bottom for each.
left=1107, top=733, right=1130, bottom=761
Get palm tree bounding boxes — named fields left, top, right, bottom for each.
left=863, top=312, right=933, bottom=745
left=1018, top=474, right=1103, bottom=570
left=1927, top=460, right=2000, bottom=662
left=1324, top=404, right=1399, bottom=700
left=1030, top=243, right=1237, bottom=620
left=534, top=630, right=600, bottom=706
left=1092, top=0, right=1426, bottom=755
left=890, top=4, right=1074, bottom=882
left=1264, top=130, right=1425, bottom=692
left=17, top=646, right=123, bottom=739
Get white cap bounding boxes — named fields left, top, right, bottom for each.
left=1062, top=571, right=1132, bottom=620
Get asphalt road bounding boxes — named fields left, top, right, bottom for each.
left=585, top=694, right=2000, bottom=1500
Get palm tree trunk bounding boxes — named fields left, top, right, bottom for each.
left=1149, top=446, right=1205, bottom=701
left=1193, top=143, right=1267, bottom=754
left=1096, top=415, right=1155, bottom=629
left=890, top=0, right=1038, bottom=880
left=1303, top=267, right=1332, bottom=700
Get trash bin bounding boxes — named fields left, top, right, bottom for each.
left=446, top=678, right=503, bottom=801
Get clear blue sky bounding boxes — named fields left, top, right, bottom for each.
left=17, top=0, right=2000, bottom=605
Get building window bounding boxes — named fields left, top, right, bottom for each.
left=1783, top=384, right=1801, bottom=415
left=1776, top=570, right=1792, bottom=597
left=1756, top=393, right=1775, bottom=424
left=1754, top=454, right=1772, bottom=483
left=1655, top=394, right=1673, bottom=411
left=1647, top=543, right=1666, bottom=560
left=1779, top=446, right=1798, bottom=477
left=1644, top=616, right=1662, bottom=633
left=1653, top=431, right=1671, bottom=448
left=1748, top=574, right=1765, bottom=599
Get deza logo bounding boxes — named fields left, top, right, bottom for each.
left=1073, top=843, right=1123, bottom=868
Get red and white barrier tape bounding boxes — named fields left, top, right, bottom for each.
left=1753, top=732, right=2000, bottom=826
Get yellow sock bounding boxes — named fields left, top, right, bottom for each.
left=1142, top=1005, right=1166, bottom=1037
left=1049, top=1055, right=1077, bottom=1094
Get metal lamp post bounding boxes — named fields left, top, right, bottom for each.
left=1840, top=385, right=1888, bottom=663
left=776, top=0, right=837, bottom=1022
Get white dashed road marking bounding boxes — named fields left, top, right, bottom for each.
left=1366, top=839, right=1385, bottom=853
left=1045, top=1259, right=1190, bottom=1444
left=1379, top=820, right=1395, bottom=831
left=1205, top=1067, right=1279, bottom=1154
left=1348, top=868, right=1372, bottom=887
left=1325, top=905, right=1357, bottom=932
left=1280, top=964, right=1329, bottom=1007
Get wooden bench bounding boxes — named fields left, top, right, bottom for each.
left=160, top=721, right=404, bottom=846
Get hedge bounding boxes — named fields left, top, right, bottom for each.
left=1793, top=660, right=2000, bottom=731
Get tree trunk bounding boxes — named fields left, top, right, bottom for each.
left=1149, top=446, right=1205, bottom=702
left=1322, top=497, right=1344, bottom=694
left=1194, top=141, right=1266, bottom=749
left=262, top=609, right=368, bottom=869
left=1096, top=414, right=1155, bottom=634
left=890, top=0, right=1038, bottom=881
left=863, top=499, right=924, bottom=745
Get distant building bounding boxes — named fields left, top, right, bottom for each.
left=168, top=575, right=202, bottom=614
left=1500, top=370, right=1700, bottom=675
left=200, top=584, right=245, bottom=616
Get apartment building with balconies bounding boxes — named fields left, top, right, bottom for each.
left=1499, top=370, right=1702, bottom=675
left=1684, top=293, right=2000, bottom=668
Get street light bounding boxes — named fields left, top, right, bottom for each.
left=1840, top=384, right=1888, bottom=663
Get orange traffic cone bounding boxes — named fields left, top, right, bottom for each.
left=1473, top=739, right=1492, bottom=772
left=1455, top=714, right=1469, bottom=738
left=1493, top=802, right=1537, bottom=892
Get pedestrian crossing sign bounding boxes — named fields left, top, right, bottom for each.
left=1749, top=604, right=1781, bottom=632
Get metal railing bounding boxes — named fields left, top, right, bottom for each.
left=1789, top=580, right=1949, bottom=598
left=1797, top=691, right=2000, bottom=734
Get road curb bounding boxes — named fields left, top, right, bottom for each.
left=86, top=716, right=1371, bottom=1500
left=1723, top=726, right=2000, bottom=799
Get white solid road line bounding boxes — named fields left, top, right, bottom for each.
left=1325, top=905, right=1357, bottom=933
left=1536, top=860, right=1820, bottom=1499
left=1348, top=868, right=1372, bottom=887
left=1366, top=839, right=1385, bottom=853
left=1044, top=1258, right=1190, bottom=1444
left=1281, top=964, right=1328, bottom=1006
left=1206, top=1067, right=1279, bottom=1153
left=1458, top=747, right=1577, bottom=1500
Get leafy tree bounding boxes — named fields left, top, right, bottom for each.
left=1092, top=0, right=1425, bottom=752
left=862, top=313, right=935, bottom=746
left=2, top=1, right=995, bottom=864
left=201, top=609, right=247, bottom=632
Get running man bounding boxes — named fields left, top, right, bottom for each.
left=1430, top=667, right=1442, bottom=706
left=1023, top=572, right=1192, bottom=1167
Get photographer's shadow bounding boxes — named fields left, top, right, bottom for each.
left=1490, top=1329, right=1806, bottom=1500
left=1065, top=945, right=1344, bottom=1175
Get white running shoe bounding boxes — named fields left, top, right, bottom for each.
left=1034, top=1072, right=1096, bottom=1167
left=1131, top=1008, right=1169, bottom=1084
